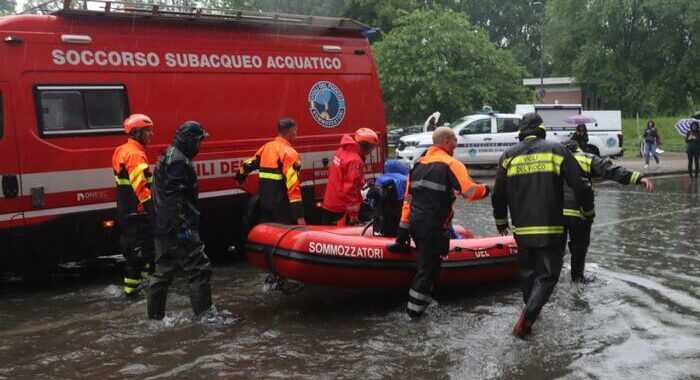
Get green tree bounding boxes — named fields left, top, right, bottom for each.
left=1, top=0, right=16, bottom=15
left=547, top=0, right=699, bottom=116
left=373, top=8, right=528, bottom=125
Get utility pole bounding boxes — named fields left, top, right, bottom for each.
left=533, top=1, right=545, bottom=103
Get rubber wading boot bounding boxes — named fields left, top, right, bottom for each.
left=190, top=285, right=212, bottom=316
left=147, top=290, right=167, bottom=320
left=513, top=312, right=534, bottom=339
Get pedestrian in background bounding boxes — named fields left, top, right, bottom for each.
left=685, top=121, right=700, bottom=179
left=643, top=120, right=661, bottom=168
left=148, top=121, right=213, bottom=320
left=571, top=124, right=589, bottom=152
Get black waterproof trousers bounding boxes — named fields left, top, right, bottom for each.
left=565, top=220, right=592, bottom=282
left=147, top=235, right=213, bottom=319
left=688, top=150, right=699, bottom=178
left=518, top=245, right=565, bottom=322
left=320, top=209, right=345, bottom=225
left=406, top=228, right=450, bottom=318
left=119, top=214, right=154, bottom=296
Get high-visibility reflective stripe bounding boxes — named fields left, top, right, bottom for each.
left=409, top=289, right=431, bottom=302
left=139, top=195, right=152, bottom=204
left=495, top=218, right=509, bottom=225
left=407, top=301, right=426, bottom=312
left=289, top=199, right=302, bottom=203
left=259, top=172, right=283, bottom=180
left=506, top=153, right=564, bottom=176
left=131, top=171, right=146, bottom=189
left=464, top=185, right=475, bottom=197
left=140, top=271, right=149, bottom=279
left=124, top=277, right=141, bottom=285
left=115, top=176, right=131, bottom=186
left=411, top=179, right=447, bottom=191
left=582, top=208, right=595, bottom=217
left=124, top=286, right=138, bottom=294
left=512, top=226, right=564, bottom=235
left=575, top=155, right=592, bottom=173
left=285, top=167, right=298, bottom=189
left=399, top=221, right=409, bottom=229
left=563, top=208, right=582, bottom=218
left=129, top=163, right=149, bottom=182
left=630, top=172, right=641, bottom=184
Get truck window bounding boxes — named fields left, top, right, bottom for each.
left=35, top=85, right=128, bottom=136
left=497, top=117, right=520, bottom=133
left=460, top=118, right=491, bottom=135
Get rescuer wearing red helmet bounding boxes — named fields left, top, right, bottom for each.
left=111, top=113, right=156, bottom=297
left=321, top=128, right=379, bottom=225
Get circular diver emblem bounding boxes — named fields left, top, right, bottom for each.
left=308, top=81, right=346, bottom=128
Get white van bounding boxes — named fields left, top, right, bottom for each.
left=396, top=112, right=522, bottom=164
left=515, top=104, right=624, bottom=158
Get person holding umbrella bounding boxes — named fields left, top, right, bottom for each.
left=686, top=121, right=700, bottom=179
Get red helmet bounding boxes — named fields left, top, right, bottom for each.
left=123, top=113, right=154, bottom=134
left=354, top=128, right=379, bottom=146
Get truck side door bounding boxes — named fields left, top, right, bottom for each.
left=494, top=116, right=521, bottom=159
left=0, top=82, right=23, bottom=265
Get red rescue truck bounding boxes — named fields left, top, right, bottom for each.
left=0, top=0, right=386, bottom=275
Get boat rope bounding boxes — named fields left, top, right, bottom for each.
left=451, top=243, right=507, bottom=253
left=266, top=225, right=306, bottom=277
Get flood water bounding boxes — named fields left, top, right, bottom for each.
left=1, top=175, right=699, bottom=379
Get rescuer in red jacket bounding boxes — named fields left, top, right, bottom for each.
left=111, top=113, right=155, bottom=297
left=321, top=128, right=379, bottom=225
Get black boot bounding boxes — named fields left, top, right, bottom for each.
left=147, top=283, right=168, bottom=320
left=190, top=283, right=212, bottom=316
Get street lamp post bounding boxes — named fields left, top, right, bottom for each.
left=533, top=1, right=544, bottom=102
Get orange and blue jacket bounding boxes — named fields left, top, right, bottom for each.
left=112, top=138, right=153, bottom=221
left=400, top=146, right=488, bottom=231
left=239, top=136, right=304, bottom=219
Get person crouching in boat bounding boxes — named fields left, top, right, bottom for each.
left=366, top=159, right=410, bottom=237
left=393, top=127, right=490, bottom=319
left=321, top=128, right=380, bottom=226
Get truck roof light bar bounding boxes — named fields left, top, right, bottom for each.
left=23, top=0, right=372, bottom=33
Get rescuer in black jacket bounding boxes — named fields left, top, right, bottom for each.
left=491, top=113, right=594, bottom=339
left=562, top=140, right=653, bottom=283
left=147, top=121, right=213, bottom=320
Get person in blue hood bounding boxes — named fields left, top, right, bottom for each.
left=366, top=159, right=409, bottom=237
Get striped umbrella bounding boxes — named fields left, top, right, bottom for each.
left=675, top=118, right=699, bottom=135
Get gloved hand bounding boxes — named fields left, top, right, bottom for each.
left=581, top=207, right=595, bottom=221
left=395, top=226, right=410, bottom=246
left=177, top=229, right=201, bottom=245
left=496, top=223, right=510, bottom=236
left=234, top=171, right=246, bottom=185
left=483, top=184, right=491, bottom=197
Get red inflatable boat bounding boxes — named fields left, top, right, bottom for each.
left=245, top=223, right=518, bottom=289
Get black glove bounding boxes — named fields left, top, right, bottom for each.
left=483, top=184, right=491, bottom=197
left=234, top=171, right=246, bottom=185
left=395, top=226, right=410, bottom=245
left=177, top=228, right=201, bottom=245
left=387, top=226, right=411, bottom=254
left=581, top=207, right=595, bottom=221
left=142, top=199, right=156, bottom=229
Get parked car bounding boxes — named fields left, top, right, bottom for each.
left=387, top=125, right=423, bottom=147
left=397, top=113, right=522, bottom=165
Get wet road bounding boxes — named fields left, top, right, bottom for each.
left=1, top=175, right=699, bottom=379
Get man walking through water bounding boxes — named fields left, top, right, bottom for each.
left=393, top=127, right=490, bottom=319
left=491, top=113, right=594, bottom=339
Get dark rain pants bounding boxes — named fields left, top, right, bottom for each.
left=565, top=220, right=592, bottom=282
left=407, top=228, right=450, bottom=318
left=119, top=214, right=154, bottom=296
left=688, top=150, right=699, bottom=178
left=260, top=205, right=295, bottom=225
left=147, top=234, right=212, bottom=319
left=518, top=245, right=565, bottom=322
